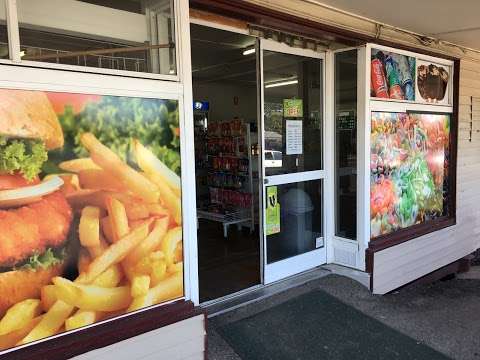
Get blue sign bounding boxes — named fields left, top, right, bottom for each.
left=193, top=101, right=209, bottom=111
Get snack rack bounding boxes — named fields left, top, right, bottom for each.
left=196, top=121, right=254, bottom=238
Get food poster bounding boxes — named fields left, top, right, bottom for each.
left=416, top=60, right=450, bottom=104
left=266, top=186, right=280, bottom=235
left=370, top=111, right=450, bottom=237
left=371, top=49, right=416, bottom=101
left=0, top=89, right=183, bottom=351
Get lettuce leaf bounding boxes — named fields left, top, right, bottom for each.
left=16, top=248, right=65, bottom=271
left=0, top=137, right=48, bottom=180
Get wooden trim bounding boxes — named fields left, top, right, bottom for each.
left=189, top=8, right=248, bottom=31
left=189, top=0, right=459, bottom=61
left=2, top=300, right=204, bottom=360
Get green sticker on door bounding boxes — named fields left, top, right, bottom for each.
left=266, top=186, right=280, bottom=235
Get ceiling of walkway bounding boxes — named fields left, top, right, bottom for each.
left=315, top=0, right=480, bottom=50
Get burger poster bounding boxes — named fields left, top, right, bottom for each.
left=0, top=89, right=183, bottom=351
left=370, top=111, right=450, bottom=237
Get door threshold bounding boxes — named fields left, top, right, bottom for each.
left=202, top=266, right=331, bottom=317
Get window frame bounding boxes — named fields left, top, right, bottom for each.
left=0, top=0, right=200, bottom=358
left=1, top=0, right=181, bottom=81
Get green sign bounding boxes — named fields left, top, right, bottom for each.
left=283, top=99, right=303, bottom=118
left=266, top=186, right=280, bottom=235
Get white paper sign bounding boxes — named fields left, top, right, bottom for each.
left=286, top=120, right=303, bottom=155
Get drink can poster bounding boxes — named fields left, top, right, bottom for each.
left=0, top=89, right=184, bottom=351
left=371, top=49, right=416, bottom=101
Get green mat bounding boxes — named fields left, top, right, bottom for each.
left=217, top=290, right=450, bottom=360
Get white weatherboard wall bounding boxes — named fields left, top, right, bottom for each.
left=373, top=59, right=480, bottom=293
left=244, top=0, right=480, bottom=293
left=72, top=315, right=206, bottom=360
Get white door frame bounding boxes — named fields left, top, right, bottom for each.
left=260, top=38, right=328, bottom=284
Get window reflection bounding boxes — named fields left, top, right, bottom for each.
left=335, top=50, right=357, bottom=240
left=17, top=0, right=176, bottom=75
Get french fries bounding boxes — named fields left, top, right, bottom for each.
left=78, top=169, right=126, bottom=192
left=53, top=277, right=131, bottom=312
left=59, top=158, right=101, bottom=172
left=92, top=265, right=123, bottom=288
left=65, top=310, right=99, bottom=331
left=133, top=140, right=181, bottom=196
left=0, top=299, right=41, bottom=336
left=124, top=217, right=169, bottom=267
left=40, top=285, right=58, bottom=312
left=79, top=206, right=101, bottom=247
left=1, top=133, right=185, bottom=350
left=20, top=300, right=74, bottom=345
left=106, top=197, right=130, bottom=242
left=142, top=171, right=182, bottom=225
left=76, top=221, right=151, bottom=284
left=0, top=316, right=43, bottom=350
left=80, top=133, right=159, bottom=203
left=128, top=271, right=183, bottom=312
left=161, top=227, right=183, bottom=266
left=131, top=276, right=150, bottom=298
left=77, top=250, right=91, bottom=274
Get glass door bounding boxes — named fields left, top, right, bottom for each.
left=260, top=39, right=326, bottom=284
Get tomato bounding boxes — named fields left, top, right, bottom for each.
left=0, top=173, right=40, bottom=190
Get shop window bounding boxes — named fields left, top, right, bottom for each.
left=17, top=0, right=176, bottom=75
left=334, top=50, right=357, bottom=240
left=370, top=111, right=453, bottom=239
left=0, top=88, right=183, bottom=352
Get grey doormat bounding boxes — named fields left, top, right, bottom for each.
left=217, top=289, right=450, bottom=360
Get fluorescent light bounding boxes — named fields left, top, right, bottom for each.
left=265, top=80, right=298, bottom=88
left=243, top=48, right=255, bottom=56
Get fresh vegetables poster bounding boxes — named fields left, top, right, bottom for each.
left=0, top=89, right=183, bottom=351
left=370, top=111, right=450, bottom=237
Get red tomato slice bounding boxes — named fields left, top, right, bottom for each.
left=0, top=173, right=40, bottom=190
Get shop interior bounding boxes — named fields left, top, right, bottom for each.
left=190, top=24, right=261, bottom=302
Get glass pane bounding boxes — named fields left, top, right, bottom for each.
left=335, top=50, right=357, bottom=240
left=370, top=112, right=451, bottom=237
left=266, top=180, right=323, bottom=264
left=263, top=50, right=322, bottom=175
left=0, top=0, right=7, bottom=59
left=17, top=0, right=176, bottom=75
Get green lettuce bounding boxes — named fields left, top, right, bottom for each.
left=17, top=248, right=65, bottom=271
left=0, top=137, right=48, bottom=180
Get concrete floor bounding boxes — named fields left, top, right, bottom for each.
left=207, top=268, right=480, bottom=360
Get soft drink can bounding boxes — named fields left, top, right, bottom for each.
left=371, top=58, right=389, bottom=98
left=395, top=55, right=415, bottom=101
left=384, top=55, right=404, bottom=100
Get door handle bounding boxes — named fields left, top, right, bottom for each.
left=264, top=178, right=269, bottom=185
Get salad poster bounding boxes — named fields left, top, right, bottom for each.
left=0, top=89, right=183, bottom=351
left=370, top=111, right=450, bottom=237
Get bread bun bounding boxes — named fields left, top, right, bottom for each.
left=0, top=262, right=65, bottom=316
left=0, top=90, right=63, bottom=150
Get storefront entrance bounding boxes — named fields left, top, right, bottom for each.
left=192, top=22, right=328, bottom=303
left=260, top=40, right=327, bottom=283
